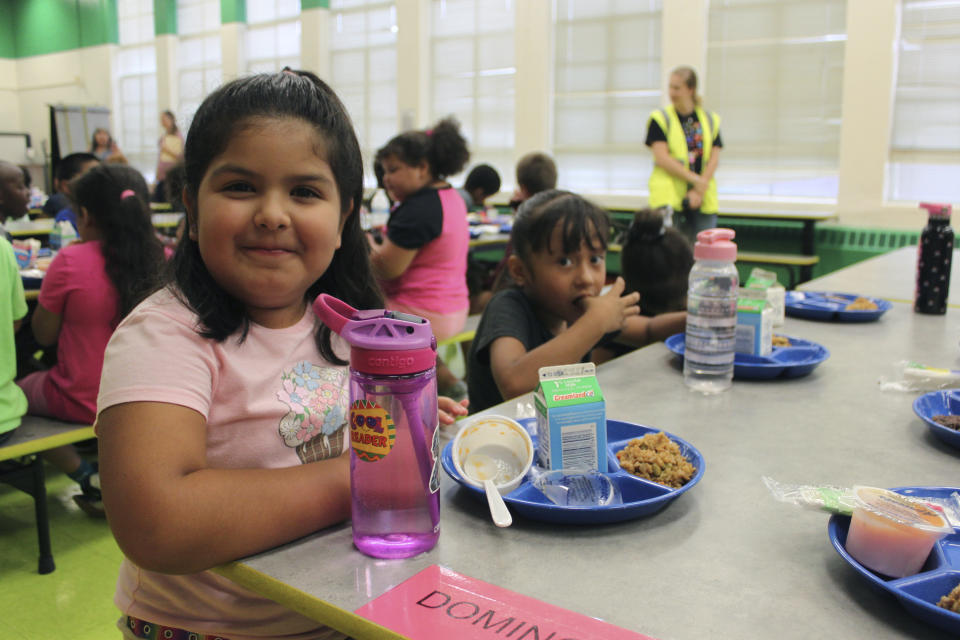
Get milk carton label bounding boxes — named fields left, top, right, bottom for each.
left=745, top=267, right=785, bottom=327
left=734, top=295, right=772, bottom=356
left=535, top=364, right=606, bottom=471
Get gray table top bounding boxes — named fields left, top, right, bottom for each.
left=220, top=298, right=960, bottom=640
left=800, top=246, right=960, bottom=306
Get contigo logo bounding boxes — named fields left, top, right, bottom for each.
left=368, top=354, right=415, bottom=368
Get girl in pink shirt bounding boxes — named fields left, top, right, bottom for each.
left=371, top=118, right=470, bottom=395
left=370, top=117, right=470, bottom=337
left=96, top=70, right=467, bottom=640
left=18, top=164, right=164, bottom=515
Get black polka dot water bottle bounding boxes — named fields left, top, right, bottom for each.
left=915, top=202, right=953, bottom=315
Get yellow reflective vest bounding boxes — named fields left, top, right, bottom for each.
left=647, top=105, right=721, bottom=214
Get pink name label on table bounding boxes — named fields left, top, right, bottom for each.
left=354, top=564, right=656, bottom=640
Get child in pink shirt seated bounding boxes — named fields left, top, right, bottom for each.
left=370, top=117, right=471, bottom=339
left=370, top=117, right=471, bottom=396
left=17, top=164, right=164, bottom=514
left=96, top=70, right=467, bottom=640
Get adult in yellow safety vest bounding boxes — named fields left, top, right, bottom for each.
left=645, top=66, right=723, bottom=243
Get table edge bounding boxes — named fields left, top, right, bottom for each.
left=213, top=561, right=410, bottom=640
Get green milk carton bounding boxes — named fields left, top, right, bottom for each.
left=734, top=293, right=773, bottom=356
left=534, top=363, right=606, bottom=471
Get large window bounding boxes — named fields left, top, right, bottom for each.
left=330, top=0, right=397, bottom=185
left=177, top=0, right=222, bottom=129
left=706, top=0, right=846, bottom=199
left=887, top=0, right=960, bottom=203
left=117, top=0, right=158, bottom=179
left=246, top=0, right=301, bottom=73
left=553, top=0, right=661, bottom=194
left=431, top=0, right=515, bottom=187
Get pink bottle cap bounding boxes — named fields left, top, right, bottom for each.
left=693, top=228, right=737, bottom=261
left=920, top=202, right=952, bottom=219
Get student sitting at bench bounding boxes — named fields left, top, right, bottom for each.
left=15, top=164, right=164, bottom=515
left=0, top=206, right=98, bottom=515
left=1, top=234, right=28, bottom=448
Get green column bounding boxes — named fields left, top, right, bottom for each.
left=154, top=0, right=177, bottom=36
left=11, top=0, right=118, bottom=58
left=301, top=0, right=330, bottom=8
left=0, top=6, right=15, bottom=58
left=79, top=0, right=119, bottom=47
left=221, top=0, right=246, bottom=24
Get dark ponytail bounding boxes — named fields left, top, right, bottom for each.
left=70, top=164, right=165, bottom=322
left=620, top=208, right=693, bottom=317
left=379, top=116, right=470, bottom=180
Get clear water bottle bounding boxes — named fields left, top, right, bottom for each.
left=684, top=228, right=739, bottom=393
left=313, top=294, right=440, bottom=558
left=369, top=188, right=391, bottom=228
left=915, top=202, right=953, bottom=315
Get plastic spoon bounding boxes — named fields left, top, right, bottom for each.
left=483, top=479, right=512, bottom=527
left=465, top=453, right=513, bottom=527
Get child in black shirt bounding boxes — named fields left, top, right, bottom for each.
left=466, top=191, right=686, bottom=413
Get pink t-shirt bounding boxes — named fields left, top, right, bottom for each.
left=97, top=289, right=349, bottom=639
left=39, top=240, right=118, bottom=424
left=381, top=187, right=469, bottom=316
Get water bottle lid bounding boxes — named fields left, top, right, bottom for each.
left=920, top=202, right=952, bottom=219
left=312, top=294, right=437, bottom=375
left=693, top=228, right=737, bottom=261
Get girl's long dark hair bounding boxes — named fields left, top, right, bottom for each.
left=70, top=164, right=165, bottom=323
left=173, top=69, right=382, bottom=364
left=377, top=116, right=469, bottom=180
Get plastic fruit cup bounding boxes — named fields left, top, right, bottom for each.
left=452, top=415, right=534, bottom=495
left=845, top=486, right=952, bottom=578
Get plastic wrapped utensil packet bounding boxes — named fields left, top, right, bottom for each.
left=879, top=360, right=960, bottom=392
left=763, top=477, right=960, bottom=527
left=763, top=476, right=855, bottom=515
left=530, top=467, right=623, bottom=507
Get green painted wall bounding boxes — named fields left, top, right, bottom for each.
left=0, top=7, right=15, bottom=58
left=220, top=0, right=245, bottom=24
left=154, top=0, right=177, bottom=35
left=3, top=0, right=118, bottom=59
left=0, top=0, right=331, bottom=57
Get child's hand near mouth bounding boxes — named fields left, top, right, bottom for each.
left=577, top=277, right=641, bottom=333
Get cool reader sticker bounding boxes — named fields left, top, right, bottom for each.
left=350, top=400, right=396, bottom=462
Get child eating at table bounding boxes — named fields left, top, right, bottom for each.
left=0, top=160, right=31, bottom=240
left=485, top=152, right=561, bottom=295
left=0, top=235, right=28, bottom=446
left=95, top=70, right=466, bottom=640
left=458, top=163, right=501, bottom=210
left=466, top=190, right=687, bottom=413
left=48, top=152, right=101, bottom=232
left=591, top=208, right=694, bottom=365
left=510, top=151, right=557, bottom=211
left=621, top=208, right=693, bottom=317
left=370, top=117, right=471, bottom=397
left=17, top=163, right=165, bottom=515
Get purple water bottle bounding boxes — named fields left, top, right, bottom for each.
left=313, top=294, right=440, bottom=558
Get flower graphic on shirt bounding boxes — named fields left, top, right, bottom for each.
left=277, top=361, right=348, bottom=463
left=292, top=361, right=321, bottom=391
left=278, top=379, right=311, bottom=416
left=322, top=405, right=345, bottom=436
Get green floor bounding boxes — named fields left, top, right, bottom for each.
left=0, top=461, right=123, bottom=638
